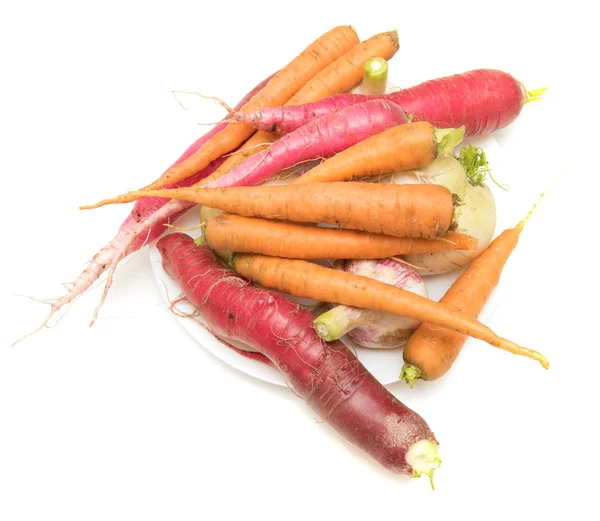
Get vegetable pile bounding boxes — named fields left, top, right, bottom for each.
left=21, top=25, right=549, bottom=486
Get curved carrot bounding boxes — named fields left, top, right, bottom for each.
left=204, top=214, right=478, bottom=259
left=401, top=196, right=545, bottom=385
left=201, top=30, right=400, bottom=188
left=230, top=254, right=549, bottom=368
left=99, top=182, right=455, bottom=239
left=87, top=25, right=359, bottom=207
left=291, top=122, right=463, bottom=185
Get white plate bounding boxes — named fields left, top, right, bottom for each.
left=149, top=132, right=502, bottom=387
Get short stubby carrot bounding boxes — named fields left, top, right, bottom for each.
left=291, top=121, right=463, bottom=185
left=201, top=30, right=400, bottom=188
left=401, top=196, right=546, bottom=386
left=87, top=25, right=359, bottom=207
left=230, top=254, right=549, bottom=368
left=204, top=214, right=478, bottom=259
left=108, top=182, right=455, bottom=239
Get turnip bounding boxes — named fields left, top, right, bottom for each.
left=381, top=146, right=497, bottom=275
left=314, top=258, right=428, bottom=348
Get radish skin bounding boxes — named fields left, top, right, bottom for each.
left=157, top=233, right=441, bottom=482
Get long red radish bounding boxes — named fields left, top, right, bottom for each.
left=230, top=69, right=545, bottom=137
left=230, top=253, right=549, bottom=368
left=401, top=195, right=545, bottom=385
left=18, top=73, right=274, bottom=342
left=88, top=26, right=359, bottom=207
left=107, top=182, right=456, bottom=239
left=157, top=233, right=441, bottom=483
left=204, top=214, right=478, bottom=259
left=83, top=99, right=408, bottom=207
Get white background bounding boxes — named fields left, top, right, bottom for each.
left=1, top=1, right=598, bottom=520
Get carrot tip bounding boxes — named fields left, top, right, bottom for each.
left=399, top=363, right=423, bottom=388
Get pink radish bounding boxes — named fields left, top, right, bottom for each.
left=229, top=69, right=544, bottom=137
left=157, top=233, right=441, bottom=484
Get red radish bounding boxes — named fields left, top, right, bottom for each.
left=230, top=69, right=545, bottom=137
left=19, top=74, right=274, bottom=342
left=157, top=233, right=441, bottom=483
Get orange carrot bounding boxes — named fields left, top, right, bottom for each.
left=400, top=196, right=545, bottom=386
left=230, top=254, right=548, bottom=368
left=91, top=182, right=455, bottom=239
left=204, top=214, right=478, bottom=259
left=87, top=26, right=359, bottom=207
left=201, top=30, right=400, bottom=187
left=291, top=122, right=463, bottom=185
left=289, top=30, right=399, bottom=104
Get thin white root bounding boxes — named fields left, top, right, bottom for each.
left=14, top=294, right=57, bottom=305
left=11, top=310, right=54, bottom=347
left=171, top=90, right=234, bottom=113
left=390, top=257, right=427, bottom=271
left=163, top=221, right=205, bottom=232
left=221, top=141, right=275, bottom=158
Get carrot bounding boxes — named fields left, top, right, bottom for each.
left=200, top=30, right=400, bottom=188
left=230, top=254, right=549, bottom=368
left=87, top=26, right=359, bottom=207
left=400, top=195, right=545, bottom=386
left=290, top=121, right=464, bottom=185
left=204, top=214, right=478, bottom=259
left=103, top=182, right=455, bottom=239
left=158, top=234, right=441, bottom=481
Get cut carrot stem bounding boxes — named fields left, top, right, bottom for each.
left=362, top=57, right=389, bottom=95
